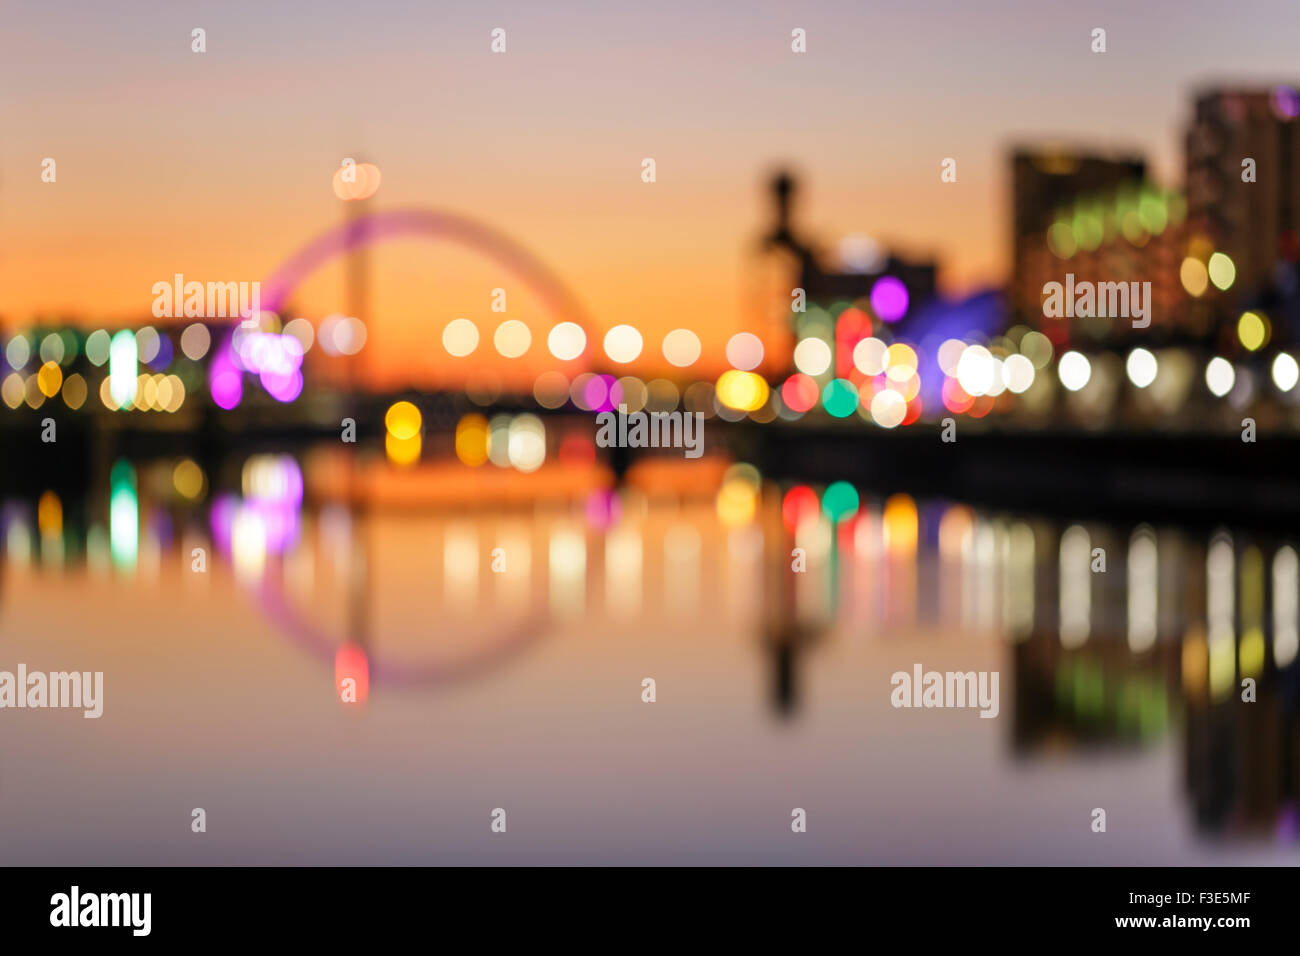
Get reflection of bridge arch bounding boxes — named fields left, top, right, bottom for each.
left=256, top=574, right=549, bottom=690
left=258, top=206, right=596, bottom=366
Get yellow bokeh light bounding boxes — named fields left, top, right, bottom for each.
left=885, top=343, right=918, bottom=383
left=37, top=360, right=63, bottom=397
left=715, top=370, right=769, bottom=412
left=163, top=375, right=185, bottom=412
left=455, top=413, right=489, bottom=467
left=716, top=478, right=758, bottom=527
left=1179, top=257, right=1208, bottom=297
left=385, top=433, right=422, bottom=467
left=384, top=400, right=422, bottom=440
left=883, top=493, right=918, bottom=554
left=61, top=373, right=87, bottom=410
left=37, top=490, right=62, bottom=537
left=173, top=459, right=206, bottom=500
left=1237, top=311, right=1269, bottom=351
left=2, top=373, right=24, bottom=409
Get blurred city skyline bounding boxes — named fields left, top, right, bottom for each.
left=5, top=0, right=1300, bottom=382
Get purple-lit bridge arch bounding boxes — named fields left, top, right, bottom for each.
left=246, top=207, right=605, bottom=691
left=258, top=206, right=597, bottom=367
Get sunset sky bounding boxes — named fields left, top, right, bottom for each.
left=3, top=0, right=1298, bottom=380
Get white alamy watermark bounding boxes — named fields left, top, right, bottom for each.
left=50, top=886, right=150, bottom=936
left=0, top=664, right=103, bottom=718
left=595, top=405, right=705, bottom=459
left=890, top=664, right=999, bottom=718
left=152, top=273, right=260, bottom=328
left=1042, top=273, right=1151, bottom=329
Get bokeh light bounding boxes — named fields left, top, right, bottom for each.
left=1058, top=351, right=1092, bottom=392
left=716, top=370, right=769, bottom=412
left=853, top=337, right=889, bottom=376
left=1180, top=257, right=1209, bottom=297
left=821, top=378, right=858, bottom=417
left=1205, top=357, right=1235, bottom=398
left=603, top=325, right=643, bottom=363
left=956, top=345, right=995, bottom=396
left=822, top=481, right=860, bottom=522
left=781, top=373, right=819, bottom=413
left=1237, top=311, right=1269, bottom=351
left=494, top=319, right=532, bottom=358
left=662, top=329, right=701, bottom=367
left=725, top=332, right=765, bottom=371
left=442, top=318, right=479, bottom=357
left=455, top=413, right=490, bottom=466
left=1271, top=353, right=1299, bottom=392
left=870, top=389, right=906, bottom=427
left=1207, top=252, right=1236, bottom=291
left=870, top=276, right=909, bottom=322
left=547, top=322, right=586, bottom=361
left=1001, top=353, right=1035, bottom=393
left=794, top=338, right=832, bottom=377
left=1125, top=348, right=1158, bottom=388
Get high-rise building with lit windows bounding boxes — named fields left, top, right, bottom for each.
left=1184, top=86, right=1300, bottom=340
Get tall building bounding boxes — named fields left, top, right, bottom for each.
left=1010, top=148, right=1147, bottom=329
left=1011, top=147, right=1193, bottom=349
left=1185, top=86, right=1300, bottom=340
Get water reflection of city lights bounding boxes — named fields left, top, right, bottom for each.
left=109, top=460, right=138, bottom=572
left=1127, top=526, right=1158, bottom=652
left=385, top=401, right=423, bottom=466
left=455, top=414, right=490, bottom=466
left=1059, top=524, right=1091, bottom=648
left=507, top=414, right=546, bottom=473
left=1207, top=533, right=1236, bottom=700
left=1274, top=546, right=1299, bottom=667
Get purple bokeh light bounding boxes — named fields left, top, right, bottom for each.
left=871, top=276, right=910, bottom=322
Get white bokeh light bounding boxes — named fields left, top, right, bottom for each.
left=1205, top=357, right=1235, bottom=397
left=547, top=322, right=586, bottom=361
left=603, top=325, right=643, bottom=364
left=793, top=338, right=832, bottom=377
left=1271, top=352, right=1299, bottom=392
left=956, top=345, right=995, bottom=396
left=1058, top=351, right=1092, bottom=392
left=1125, top=348, right=1158, bottom=388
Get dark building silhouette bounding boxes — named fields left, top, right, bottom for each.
left=758, top=171, right=937, bottom=335
left=1185, top=87, right=1300, bottom=340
